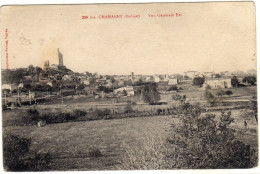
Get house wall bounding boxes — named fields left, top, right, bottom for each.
left=204, top=79, right=232, bottom=89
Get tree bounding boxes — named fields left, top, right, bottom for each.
left=241, top=96, right=257, bottom=123
left=242, top=76, right=256, bottom=85
left=141, top=83, right=161, bottom=104
left=193, top=77, right=205, bottom=87
left=231, top=76, right=239, bottom=88
left=166, top=104, right=257, bottom=168
left=215, top=74, right=221, bottom=78
left=225, top=90, right=233, bottom=97
left=204, top=91, right=218, bottom=106
left=77, top=84, right=85, bottom=90
left=123, top=89, right=127, bottom=96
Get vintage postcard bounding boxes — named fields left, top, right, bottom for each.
left=0, top=2, right=258, bottom=171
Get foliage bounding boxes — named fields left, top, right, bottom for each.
left=123, top=89, right=127, bottom=96
left=88, top=148, right=103, bottom=157
left=166, top=104, right=257, bottom=169
left=118, top=104, right=257, bottom=169
left=243, top=76, right=256, bottom=85
left=97, top=85, right=113, bottom=93
left=168, top=85, right=178, bottom=91
left=21, top=109, right=40, bottom=125
left=3, top=134, right=51, bottom=171
left=31, top=84, right=52, bottom=92
left=231, top=76, right=239, bottom=88
left=92, top=108, right=111, bottom=119
left=77, top=83, right=85, bottom=90
left=205, top=85, right=211, bottom=90
left=125, top=103, right=134, bottom=113
left=73, top=109, right=87, bottom=117
left=225, top=90, right=233, bottom=97
left=204, top=91, right=218, bottom=106
left=193, top=77, right=205, bottom=87
left=171, top=93, right=186, bottom=103
left=215, top=74, right=221, bottom=78
left=141, top=83, right=161, bottom=104
left=241, top=96, right=257, bottom=123
left=3, top=134, right=31, bottom=171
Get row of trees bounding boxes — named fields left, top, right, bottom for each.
left=192, top=75, right=256, bottom=88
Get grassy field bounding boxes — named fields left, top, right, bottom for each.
left=2, top=85, right=257, bottom=170
left=3, top=115, right=174, bottom=170
left=3, top=108, right=258, bottom=170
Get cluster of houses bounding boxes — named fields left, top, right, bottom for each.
left=2, top=69, right=256, bottom=93
left=1, top=49, right=256, bottom=106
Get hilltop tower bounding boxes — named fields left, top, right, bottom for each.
left=58, top=48, right=63, bottom=66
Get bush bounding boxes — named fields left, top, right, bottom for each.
left=157, top=108, right=163, bottom=115
left=125, top=103, right=134, bottom=113
left=73, top=109, right=87, bottom=117
left=193, top=77, right=205, bottom=87
left=88, top=148, right=102, bottom=157
left=225, top=90, right=233, bottom=97
left=205, top=85, right=211, bottom=90
left=93, top=108, right=111, bottom=119
left=3, top=134, right=51, bottom=171
left=117, top=103, right=257, bottom=169
left=231, top=76, right=239, bottom=88
left=21, top=109, right=40, bottom=125
left=243, top=76, right=256, bottom=85
left=142, top=83, right=161, bottom=105
left=168, top=85, right=178, bottom=91
left=166, top=104, right=257, bottom=169
left=3, top=134, right=31, bottom=171
left=204, top=91, right=218, bottom=106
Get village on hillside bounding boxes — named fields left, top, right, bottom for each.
left=1, top=48, right=257, bottom=109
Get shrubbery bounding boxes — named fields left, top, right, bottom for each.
left=118, top=103, right=258, bottom=169
left=3, top=134, right=51, bottom=171
left=124, top=103, right=134, bottom=113
left=243, top=76, right=256, bottom=85
left=168, top=85, right=178, bottom=91
left=142, top=83, right=161, bottom=105
left=21, top=109, right=40, bottom=125
left=204, top=91, right=218, bottom=106
left=92, top=108, right=111, bottom=119
left=193, top=77, right=205, bottom=87
left=88, top=148, right=103, bottom=157
left=166, top=104, right=257, bottom=168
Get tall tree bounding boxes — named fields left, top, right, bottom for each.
left=141, top=83, right=160, bottom=104
left=231, top=76, right=239, bottom=88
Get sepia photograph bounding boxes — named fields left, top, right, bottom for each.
left=0, top=1, right=258, bottom=171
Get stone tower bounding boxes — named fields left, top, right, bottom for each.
left=58, top=48, right=63, bottom=66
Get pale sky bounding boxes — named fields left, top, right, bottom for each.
left=0, top=2, right=256, bottom=75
